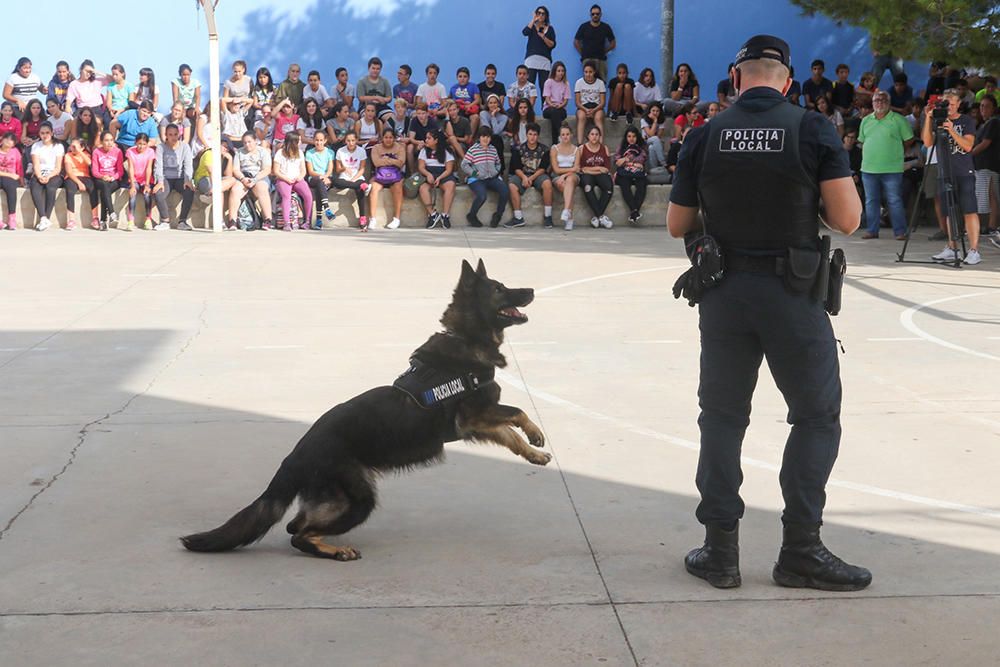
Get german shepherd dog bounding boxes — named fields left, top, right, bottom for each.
left=181, top=259, right=548, bottom=561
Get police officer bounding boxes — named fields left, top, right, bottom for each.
left=666, top=35, right=871, bottom=591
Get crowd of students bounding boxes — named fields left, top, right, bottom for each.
left=2, top=50, right=997, bottom=234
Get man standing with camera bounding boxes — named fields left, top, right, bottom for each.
left=667, top=35, right=871, bottom=591
left=923, top=90, right=982, bottom=265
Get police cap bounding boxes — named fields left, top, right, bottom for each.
left=733, top=35, right=791, bottom=69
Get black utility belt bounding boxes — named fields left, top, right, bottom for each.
left=673, top=235, right=846, bottom=315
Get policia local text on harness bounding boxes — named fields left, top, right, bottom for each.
left=671, top=80, right=846, bottom=314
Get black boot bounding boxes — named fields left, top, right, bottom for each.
left=684, top=523, right=741, bottom=588
left=772, top=523, right=872, bottom=591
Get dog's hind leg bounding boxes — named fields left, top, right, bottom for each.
left=290, top=468, right=377, bottom=561
left=286, top=510, right=306, bottom=535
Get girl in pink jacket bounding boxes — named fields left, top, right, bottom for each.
left=90, top=131, right=123, bottom=230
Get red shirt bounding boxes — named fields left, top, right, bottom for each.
left=0, top=117, right=22, bottom=139
left=674, top=114, right=706, bottom=131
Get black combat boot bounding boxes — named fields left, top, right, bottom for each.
left=772, top=523, right=872, bottom=591
left=684, top=523, right=741, bottom=588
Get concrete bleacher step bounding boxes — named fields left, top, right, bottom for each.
left=9, top=183, right=672, bottom=230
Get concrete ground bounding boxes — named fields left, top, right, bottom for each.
left=1, top=224, right=998, bottom=666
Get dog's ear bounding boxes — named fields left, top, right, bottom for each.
left=460, top=259, right=477, bottom=286
left=476, top=258, right=487, bottom=277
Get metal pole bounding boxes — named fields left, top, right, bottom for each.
left=200, top=1, right=224, bottom=233
left=661, top=0, right=674, bottom=90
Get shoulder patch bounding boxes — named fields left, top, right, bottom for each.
left=719, top=128, right=785, bottom=153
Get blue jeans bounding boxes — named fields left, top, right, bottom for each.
left=861, top=171, right=906, bottom=236
left=468, top=176, right=509, bottom=218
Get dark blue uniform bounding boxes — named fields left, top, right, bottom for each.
left=670, top=87, right=851, bottom=528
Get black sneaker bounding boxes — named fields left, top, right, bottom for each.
left=425, top=213, right=440, bottom=229
left=928, top=230, right=948, bottom=241
left=466, top=212, right=483, bottom=227
left=543, top=215, right=554, bottom=228
left=503, top=217, right=526, bottom=228
left=489, top=212, right=502, bottom=228
left=441, top=214, right=451, bottom=229
left=625, top=113, right=633, bottom=124
left=609, top=111, right=619, bottom=121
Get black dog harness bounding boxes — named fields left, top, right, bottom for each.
left=393, top=358, right=496, bottom=410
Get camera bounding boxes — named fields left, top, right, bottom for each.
left=931, top=98, right=950, bottom=124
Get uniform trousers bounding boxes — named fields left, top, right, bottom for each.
left=696, top=270, right=842, bottom=527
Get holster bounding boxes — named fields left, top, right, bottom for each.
left=779, top=246, right=822, bottom=296
left=673, top=234, right=725, bottom=307
left=825, top=248, right=847, bottom=316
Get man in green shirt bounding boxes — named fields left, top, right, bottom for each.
left=857, top=89, right=914, bottom=239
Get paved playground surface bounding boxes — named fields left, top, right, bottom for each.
left=1, top=226, right=998, bottom=666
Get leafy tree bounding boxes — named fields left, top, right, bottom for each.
left=791, top=0, right=1000, bottom=71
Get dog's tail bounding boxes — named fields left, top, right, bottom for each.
left=180, top=462, right=299, bottom=552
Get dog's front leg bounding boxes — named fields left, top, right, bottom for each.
left=464, top=404, right=545, bottom=449
left=457, top=414, right=551, bottom=466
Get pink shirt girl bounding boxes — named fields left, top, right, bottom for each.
left=67, top=76, right=111, bottom=110
left=0, top=146, right=23, bottom=178
left=126, top=146, right=156, bottom=186
left=542, top=78, right=571, bottom=109
left=91, top=146, right=124, bottom=180
left=274, top=111, right=300, bottom=143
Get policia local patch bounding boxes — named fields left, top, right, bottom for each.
left=719, top=128, right=785, bottom=152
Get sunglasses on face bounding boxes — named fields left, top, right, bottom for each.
left=591, top=12, right=600, bottom=17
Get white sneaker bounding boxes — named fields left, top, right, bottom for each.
left=177, top=220, right=193, bottom=231
left=931, top=246, right=961, bottom=261
left=108, top=211, right=118, bottom=225
left=36, top=217, right=51, bottom=231
left=386, top=217, right=400, bottom=230
left=560, top=209, right=571, bottom=222
left=368, top=218, right=379, bottom=230
left=964, top=249, right=982, bottom=265
left=564, top=218, right=574, bottom=231
left=590, top=216, right=600, bottom=228
left=599, top=215, right=614, bottom=229
left=154, top=222, right=171, bottom=231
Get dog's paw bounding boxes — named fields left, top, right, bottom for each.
left=524, top=426, right=545, bottom=448
left=525, top=450, right=552, bottom=466
left=333, top=546, right=362, bottom=561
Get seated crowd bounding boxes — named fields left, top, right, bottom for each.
left=1, top=54, right=997, bottom=239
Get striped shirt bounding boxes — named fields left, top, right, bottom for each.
left=461, top=143, right=502, bottom=180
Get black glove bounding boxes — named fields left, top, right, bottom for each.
left=672, top=267, right=701, bottom=307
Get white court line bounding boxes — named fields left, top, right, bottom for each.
left=510, top=265, right=1000, bottom=520
left=624, top=339, right=682, bottom=344
left=497, top=370, right=1000, bottom=521
left=900, top=292, right=1000, bottom=363
left=867, top=337, right=923, bottom=342
left=537, top=265, right=686, bottom=294
left=243, top=345, right=304, bottom=350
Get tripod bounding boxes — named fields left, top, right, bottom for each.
left=896, top=125, right=966, bottom=268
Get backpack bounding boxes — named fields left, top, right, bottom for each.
left=236, top=197, right=260, bottom=230
left=271, top=190, right=306, bottom=227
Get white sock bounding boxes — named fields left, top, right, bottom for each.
left=514, top=210, right=523, bottom=220
left=544, top=206, right=552, bottom=216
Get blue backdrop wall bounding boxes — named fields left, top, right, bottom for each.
left=11, top=1, right=930, bottom=109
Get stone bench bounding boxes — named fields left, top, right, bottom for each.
left=9, top=182, right=672, bottom=230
